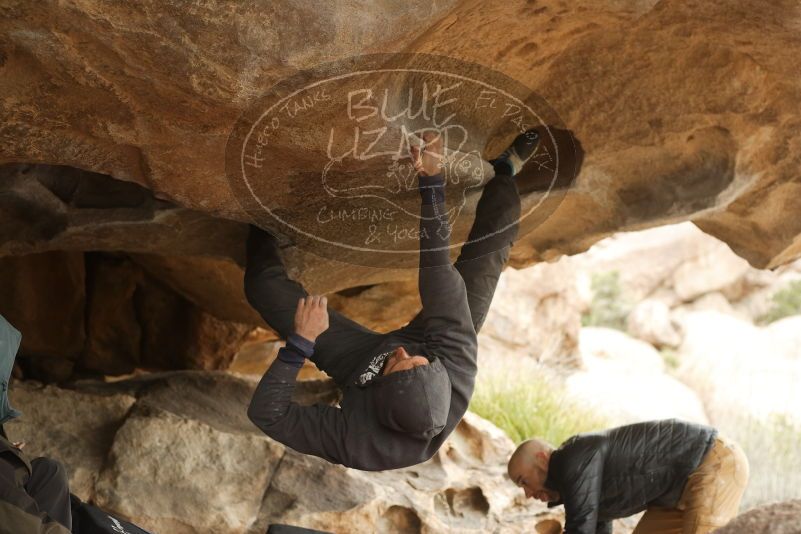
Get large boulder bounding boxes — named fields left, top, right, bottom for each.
left=675, top=311, right=801, bottom=424
left=671, top=240, right=751, bottom=302
left=4, top=372, right=549, bottom=533
left=1, top=0, right=800, bottom=316
left=480, top=257, right=583, bottom=367
left=626, top=299, right=681, bottom=348
left=5, top=382, right=136, bottom=500
left=95, top=404, right=282, bottom=534
left=565, top=327, right=709, bottom=425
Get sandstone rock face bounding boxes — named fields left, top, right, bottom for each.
left=481, top=257, right=582, bottom=367
left=1, top=0, right=800, bottom=338
left=6, top=382, right=136, bottom=501
left=4, top=372, right=553, bottom=533
left=0, top=251, right=86, bottom=381
left=131, top=253, right=264, bottom=326
left=96, top=405, right=282, bottom=534
left=0, top=245, right=256, bottom=380
left=135, top=275, right=253, bottom=371
left=82, top=254, right=143, bottom=376
left=626, top=299, right=681, bottom=348
left=565, top=327, right=708, bottom=425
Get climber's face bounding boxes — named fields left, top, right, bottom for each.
left=382, top=346, right=429, bottom=375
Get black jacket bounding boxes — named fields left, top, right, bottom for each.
left=247, top=176, right=478, bottom=471
left=544, top=419, right=717, bottom=534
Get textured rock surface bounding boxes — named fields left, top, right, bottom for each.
left=6, top=382, right=136, bottom=501
left=0, top=247, right=255, bottom=380
left=566, top=327, right=708, bottom=425
left=82, top=254, right=143, bottom=375
left=481, top=258, right=582, bottom=367
left=4, top=372, right=553, bottom=533
left=8, top=366, right=792, bottom=534
left=96, top=404, right=282, bottom=534
left=626, top=299, right=681, bottom=348
left=1, top=0, right=800, bottom=320
left=0, top=251, right=86, bottom=380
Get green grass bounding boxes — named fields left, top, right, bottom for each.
left=581, top=271, right=633, bottom=331
left=757, top=280, right=801, bottom=325
left=469, top=367, right=608, bottom=446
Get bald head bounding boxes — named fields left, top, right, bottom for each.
left=507, top=438, right=559, bottom=503
left=509, top=439, right=553, bottom=472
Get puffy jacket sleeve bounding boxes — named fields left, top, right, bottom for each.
left=247, top=351, right=351, bottom=467
left=417, top=174, right=476, bottom=374
left=562, top=446, right=606, bottom=534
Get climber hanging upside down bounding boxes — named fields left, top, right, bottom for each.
left=245, top=128, right=546, bottom=471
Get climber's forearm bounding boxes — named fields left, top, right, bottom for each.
left=247, top=338, right=351, bottom=467
left=247, top=356, right=301, bottom=432
left=247, top=334, right=313, bottom=430
left=417, top=174, right=475, bottom=374
left=418, top=173, right=449, bottom=269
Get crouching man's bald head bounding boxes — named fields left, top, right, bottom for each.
left=507, top=439, right=561, bottom=503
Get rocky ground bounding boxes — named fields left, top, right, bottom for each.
left=6, top=372, right=569, bottom=534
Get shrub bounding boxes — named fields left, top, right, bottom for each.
left=758, top=280, right=801, bottom=325
left=581, top=271, right=632, bottom=331
left=469, top=365, right=608, bottom=446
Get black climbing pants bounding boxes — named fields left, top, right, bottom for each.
left=244, top=171, right=521, bottom=386
left=0, top=455, right=72, bottom=530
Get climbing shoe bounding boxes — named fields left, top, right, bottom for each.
left=490, top=129, right=540, bottom=177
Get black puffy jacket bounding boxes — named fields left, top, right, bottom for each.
left=544, top=419, right=717, bottom=534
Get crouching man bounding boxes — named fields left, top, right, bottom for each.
left=507, top=419, right=749, bottom=534
left=1, top=314, right=72, bottom=534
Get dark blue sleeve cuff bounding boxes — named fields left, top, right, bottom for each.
left=288, top=333, right=315, bottom=357
left=277, top=333, right=315, bottom=368
left=276, top=347, right=304, bottom=368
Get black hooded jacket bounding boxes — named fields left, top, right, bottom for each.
left=247, top=176, right=478, bottom=471
left=544, top=419, right=718, bottom=534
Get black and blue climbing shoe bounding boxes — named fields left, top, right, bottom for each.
left=490, top=129, right=540, bottom=177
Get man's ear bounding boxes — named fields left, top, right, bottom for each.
left=536, top=451, right=550, bottom=469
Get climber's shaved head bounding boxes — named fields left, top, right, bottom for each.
left=507, top=438, right=560, bottom=503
